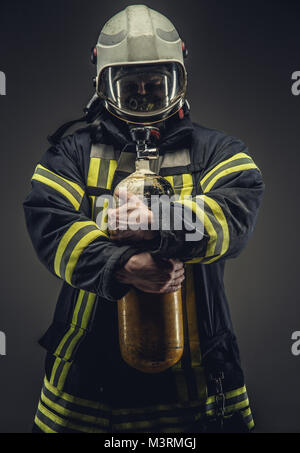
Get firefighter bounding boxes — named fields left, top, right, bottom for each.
left=24, top=5, right=264, bottom=433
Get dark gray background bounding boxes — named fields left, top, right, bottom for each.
left=0, top=0, right=299, bottom=433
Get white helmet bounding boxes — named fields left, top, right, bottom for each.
left=92, top=5, right=188, bottom=125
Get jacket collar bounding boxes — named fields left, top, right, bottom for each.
left=98, top=108, right=194, bottom=154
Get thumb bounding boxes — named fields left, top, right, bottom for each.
left=116, top=187, right=132, bottom=203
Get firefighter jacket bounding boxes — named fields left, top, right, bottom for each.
left=23, top=107, right=264, bottom=433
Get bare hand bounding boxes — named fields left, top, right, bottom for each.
left=108, top=189, right=158, bottom=243
left=116, top=252, right=185, bottom=294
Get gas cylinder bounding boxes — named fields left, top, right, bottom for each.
left=111, top=127, right=184, bottom=373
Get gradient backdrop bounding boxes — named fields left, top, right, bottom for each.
left=0, top=0, right=299, bottom=433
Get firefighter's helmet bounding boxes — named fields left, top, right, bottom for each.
left=92, top=5, right=187, bottom=125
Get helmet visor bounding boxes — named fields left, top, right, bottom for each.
left=98, top=63, right=185, bottom=116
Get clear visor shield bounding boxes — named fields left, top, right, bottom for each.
left=98, top=63, right=185, bottom=116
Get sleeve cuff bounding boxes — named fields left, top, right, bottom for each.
left=100, top=245, right=139, bottom=301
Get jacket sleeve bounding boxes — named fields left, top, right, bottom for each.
left=155, top=136, right=265, bottom=263
left=23, top=134, right=138, bottom=301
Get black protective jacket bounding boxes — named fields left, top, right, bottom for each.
left=24, top=107, right=264, bottom=433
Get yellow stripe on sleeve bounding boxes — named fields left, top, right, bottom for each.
left=54, top=221, right=98, bottom=278
left=204, top=163, right=258, bottom=192
left=200, top=153, right=251, bottom=187
left=64, top=228, right=108, bottom=285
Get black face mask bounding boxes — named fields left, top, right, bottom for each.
left=126, top=94, right=165, bottom=112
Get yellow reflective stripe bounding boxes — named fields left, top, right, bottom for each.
left=180, top=174, right=193, bottom=199
left=56, top=361, right=72, bottom=390
left=225, top=398, right=249, bottom=413
left=35, top=165, right=84, bottom=195
left=88, top=158, right=117, bottom=225
left=205, top=387, right=250, bottom=416
left=87, top=158, right=100, bottom=221
left=53, top=330, right=76, bottom=361
left=50, top=291, right=97, bottom=388
left=34, top=414, right=57, bottom=433
left=201, top=195, right=229, bottom=263
left=163, top=174, right=193, bottom=200
left=54, top=221, right=108, bottom=280
left=59, top=330, right=80, bottom=362
left=32, top=173, right=81, bottom=210
left=206, top=395, right=215, bottom=405
left=81, top=292, right=97, bottom=330
left=32, top=164, right=84, bottom=211
left=33, top=164, right=84, bottom=195
left=164, top=176, right=174, bottom=188
left=241, top=406, right=255, bottom=429
left=99, top=160, right=118, bottom=230
left=44, top=377, right=110, bottom=410
left=52, top=322, right=81, bottom=364
left=40, top=389, right=109, bottom=426
left=204, top=163, right=258, bottom=192
left=90, top=195, right=96, bottom=221
left=42, top=375, right=252, bottom=428
left=242, top=406, right=251, bottom=417
left=248, top=419, right=255, bottom=429
left=54, top=221, right=98, bottom=278
left=107, top=160, right=117, bottom=190
left=175, top=199, right=215, bottom=260
left=61, top=305, right=95, bottom=362
left=53, top=292, right=96, bottom=360
left=49, top=357, right=71, bottom=390
left=72, top=291, right=96, bottom=330
left=65, top=229, right=106, bottom=284
left=49, top=358, right=60, bottom=385
left=113, top=415, right=188, bottom=431
left=87, top=157, right=101, bottom=186
left=71, top=289, right=85, bottom=326
left=200, top=152, right=250, bottom=187
left=177, top=195, right=229, bottom=264
left=97, top=159, right=117, bottom=230
left=37, top=401, right=106, bottom=433
left=184, top=256, right=203, bottom=264
left=225, top=385, right=247, bottom=399
left=206, top=385, right=247, bottom=403
left=100, top=199, right=109, bottom=231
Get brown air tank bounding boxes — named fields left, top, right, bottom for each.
left=111, top=162, right=184, bottom=373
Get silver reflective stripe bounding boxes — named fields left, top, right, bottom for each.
left=149, top=156, right=164, bottom=174
left=161, top=148, right=191, bottom=169
left=90, top=144, right=191, bottom=175
left=116, top=148, right=190, bottom=174
left=116, top=152, right=136, bottom=174
left=91, top=144, right=119, bottom=160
